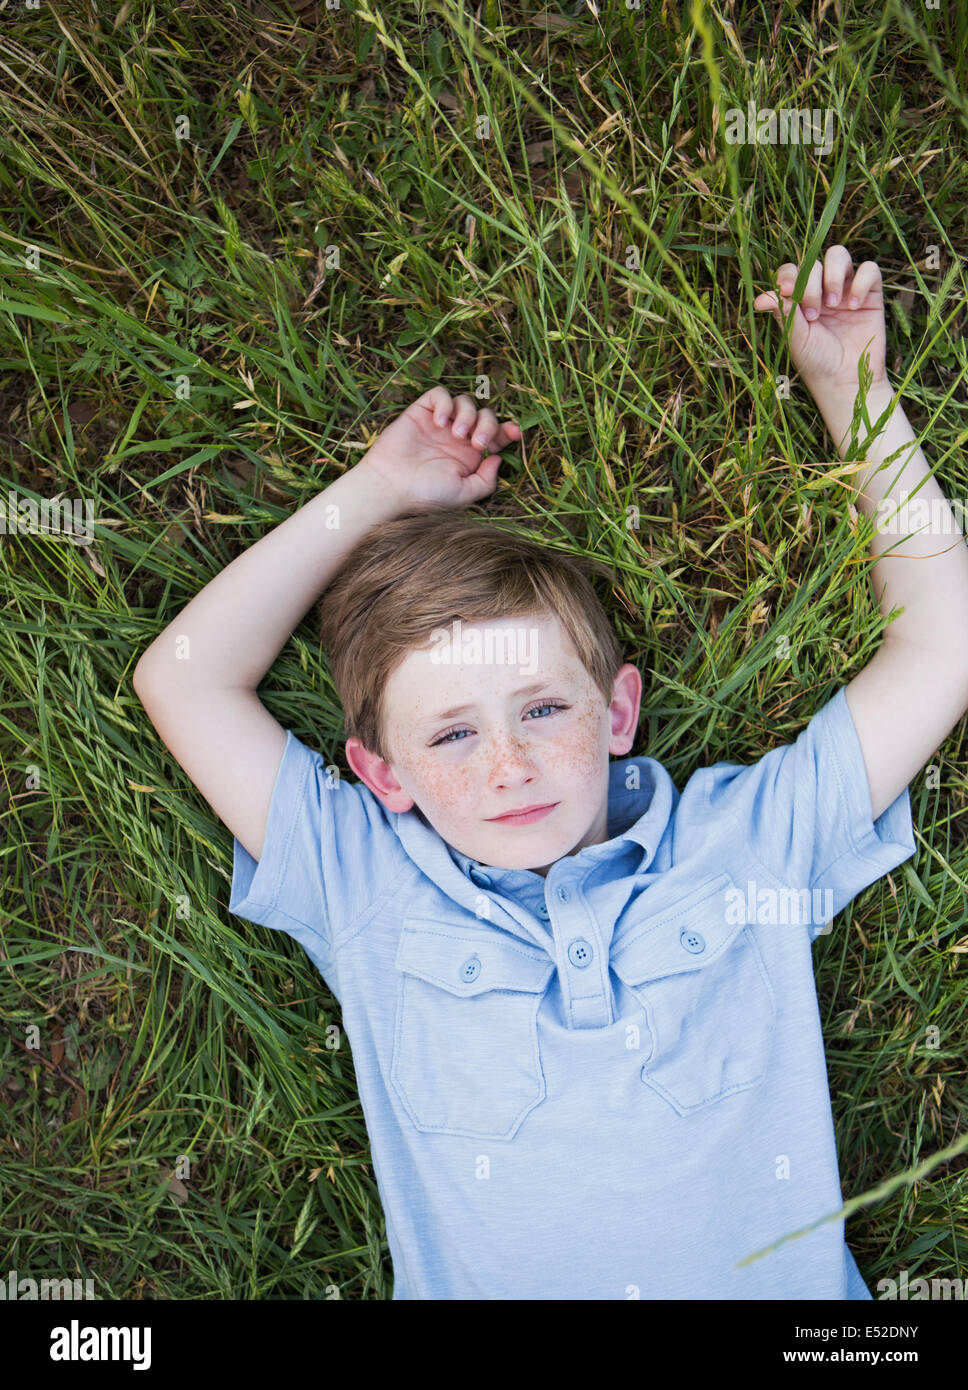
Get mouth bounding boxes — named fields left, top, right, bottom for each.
left=485, top=802, right=559, bottom=825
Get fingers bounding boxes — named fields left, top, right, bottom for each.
left=420, top=387, right=521, bottom=450
left=822, top=244, right=853, bottom=307
left=801, top=260, right=824, bottom=320
left=468, top=406, right=499, bottom=449
left=468, top=408, right=523, bottom=452
left=449, top=393, right=479, bottom=438
left=419, top=385, right=455, bottom=427
left=754, top=246, right=883, bottom=316
left=846, top=260, right=882, bottom=308
left=493, top=419, right=522, bottom=449
left=464, top=453, right=503, bottom=501
left=774, top=262, right=799, bottom=300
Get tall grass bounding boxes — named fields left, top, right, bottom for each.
left=0, top=0, right=966, bottom=1297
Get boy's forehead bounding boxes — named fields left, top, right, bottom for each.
left=419, top=610, right=565, bottom=651
left=396, top=613, right=577, bottom=679
left=385, top=613, right=589, bottom=711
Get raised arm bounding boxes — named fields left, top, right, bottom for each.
left=755, top=247, right=968, bottom=823
left=132, top=465, right=404, bottom=861
left=132, top=389, right=522, bottom=861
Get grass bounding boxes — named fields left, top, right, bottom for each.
left=1, top=0, right=967, bottom=1299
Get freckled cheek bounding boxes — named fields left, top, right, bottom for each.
left=399, top=753, right=477, bottom=815
left=548, top=706, right=608, bottom=779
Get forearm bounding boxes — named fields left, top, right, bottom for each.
left=134, top=463, right=402, bottom=692
left=812, top=376, right=968, bottom=657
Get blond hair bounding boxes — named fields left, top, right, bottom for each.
left=318, top=508, right=626, bottom=762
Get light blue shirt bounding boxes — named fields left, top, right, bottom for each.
left=229, top=684, right=915, bottom=1299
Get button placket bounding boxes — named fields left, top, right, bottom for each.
left=567, top=938, right=593, bottom=968
left=548, top=879, right=611, bottom=1028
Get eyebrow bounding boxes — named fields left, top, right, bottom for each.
left=421, top=682, right=555, bottom=726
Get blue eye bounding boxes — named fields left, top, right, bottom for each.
left=434, top=727, right=472, bottom=745
left=526, top=702, right=561, bottom=719
left=430, top=701, right=568, bottom=747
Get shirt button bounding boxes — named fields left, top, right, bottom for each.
left=537, top=903, right=550, bottom=919
left=470, top=867, right=492, bottom=888
left=460, top=955, right=482, bottom=983
left=567, top=938, right=593, bottom=968
left=680, top=929, right=706, bottom=954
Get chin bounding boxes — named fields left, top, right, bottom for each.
left=486, top=834, right=572, bottom=871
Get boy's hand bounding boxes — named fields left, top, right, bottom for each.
left=354, top=387, right=522, bottom=510
left=753, top=245, right=888, bottom=399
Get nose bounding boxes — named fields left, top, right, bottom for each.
left=485, top=731, right=539, bottom=788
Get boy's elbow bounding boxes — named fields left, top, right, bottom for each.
left=131, top=668, right=150, bottom=706
left=132, top=655, right=163, bottom=703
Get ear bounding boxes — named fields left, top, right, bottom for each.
left=607, top=664, right=643, bottom=756
left=345, top=737, right=415, bottom=813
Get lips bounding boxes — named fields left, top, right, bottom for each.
left=486, top=802, right=558, bottom=822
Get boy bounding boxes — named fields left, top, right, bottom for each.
left=133, top=244, right=968, bottom=1299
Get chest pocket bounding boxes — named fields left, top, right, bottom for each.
left=390, top=917, right=554, bottom=1140
left=610, top=873, right=776, bottom=1116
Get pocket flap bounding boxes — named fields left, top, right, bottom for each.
left=396, top=918, right=555, bottom=997
left=611, top=872, right=743, bottom=985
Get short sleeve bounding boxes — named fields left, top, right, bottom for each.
left=703, top=685, right=916, bottom=942
left=228, top=729, right=401, bottom=982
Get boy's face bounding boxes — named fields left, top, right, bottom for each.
left=344, top=612, right=642, bottom=877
